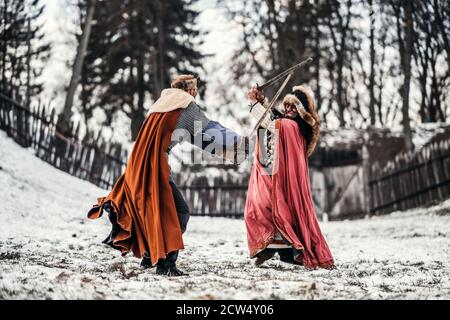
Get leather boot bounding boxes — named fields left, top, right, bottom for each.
left=254, top=249, right=275, bottom=266
left=278, top=248, right=295, bottom=264
left=140, top=252, right=153, bottom=269
left=156, top=251, right=188, bottom=277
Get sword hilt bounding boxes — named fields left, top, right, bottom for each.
left=256, top=83, right=262, bottom=91
left=249, top=82, right=266, bottom=112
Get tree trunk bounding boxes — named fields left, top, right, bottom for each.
left=433, top=0, right=450, bottom=67
left=58, top=0, right=96, bottom=134
left=131, top=53, right=146, bottom=141
left=401, top=0, right=414, bottom=150
left=368, top=0, right=376, bottom=126
left=266, top=0, right=287, bottom=70
left=2, top=0, right=8, bottom=91
left=314, top=0, right=322, bottom=110
left=130, top=110, right=145, bottom=141
left=156, top=0, right=166, bottom=92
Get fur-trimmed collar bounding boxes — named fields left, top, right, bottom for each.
left=291, top=85, right=320, bottom=157
left=148, top=88, right=194, bottom=114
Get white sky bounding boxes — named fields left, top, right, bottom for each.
left=37, top=0, right=449, bottom=144
left=39, top=0, right=248, bottom=142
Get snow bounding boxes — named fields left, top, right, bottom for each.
left=411, top=122, right=450, bottom=151
left=0, top=131, right=449, bottom=300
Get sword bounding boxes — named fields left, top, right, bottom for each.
left=250, top=72, right=293, bottom=136
left=250, top=57, right=313, bottom=110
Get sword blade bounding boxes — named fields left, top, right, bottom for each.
left=258, top=57, right=313, bottom=92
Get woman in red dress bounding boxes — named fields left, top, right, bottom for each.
left=245, top=85, right=335, bottom=270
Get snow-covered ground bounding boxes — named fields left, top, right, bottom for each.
left=0, top=131, right=449, bottom=300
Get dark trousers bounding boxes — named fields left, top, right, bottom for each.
left=156, top=181, right=190, bottom=268
left=257, top=248, right=295, bottom=263
left=170, top=181, right=190, bottom=234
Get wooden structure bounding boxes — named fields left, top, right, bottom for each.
left=307, top=128, right=407, bottom=220
left=369, top=139, right=450, bottom=214
left=2, top=93, right=450, bottom=219
left=0, top=93, right=127, bottom=190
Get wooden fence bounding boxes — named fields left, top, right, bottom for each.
left=0, top=93, right=128, bottom=190
left=3, top=93, right=450, bottom=219
left=177, top=185, right=248, bottom=218
left=175, top=145, right=364, bottom=218
left=174, top=173, right=250, bottom=218
left=0, top=92, right=250, bottom=218
left=369, top=138, right=450, bottom=214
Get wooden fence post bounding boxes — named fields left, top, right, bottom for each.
left=362, top=144, right=372, bottom=215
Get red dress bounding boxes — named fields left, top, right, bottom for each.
left=244, top=118, right=334, bottom=269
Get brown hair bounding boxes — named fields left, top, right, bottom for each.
left=171, top=74, right=198, bottom=91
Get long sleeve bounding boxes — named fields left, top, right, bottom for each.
left=169, top=102, right=248, bottom=163
left=202, top=120, right=241, bottom=151
left=202, top=120, right=249, bottom=164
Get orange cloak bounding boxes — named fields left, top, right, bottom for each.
left=88, top=110, right=184, bottom=265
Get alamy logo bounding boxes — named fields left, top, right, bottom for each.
left=169, top=121, right=278, bottom=175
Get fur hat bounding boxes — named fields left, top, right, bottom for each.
left=282, top=94, right=300, bottom=107
left=281, top=94, right=316, bottom=127
left=291, top=85, right=320, bottom=157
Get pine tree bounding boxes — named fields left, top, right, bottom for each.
left=0, top=0, right=50, bottom=103
left=76, top=0, right=204, bottom=140
left=0, top=0, right=50, bottom=147
left=226, top=0, right=336, bottom=123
